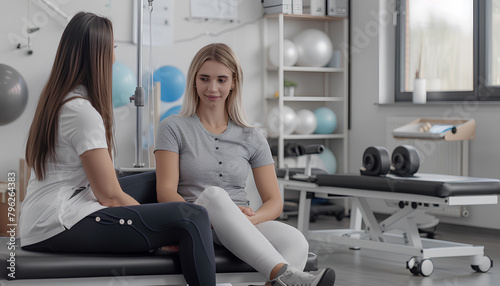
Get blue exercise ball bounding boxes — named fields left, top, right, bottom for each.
left=0, top=64, right=28, bottom=126
left=112, top=62, right=135, bottom=108
left=317, top=147, right=337, bottom=174
left=153, top=66, right=186, bottom=103
left=313, top=107, right=337, bottom=134
left=161, top=105, right=182, bottom=121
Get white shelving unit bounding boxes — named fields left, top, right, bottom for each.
left=263, top=13, right=349, bottom=173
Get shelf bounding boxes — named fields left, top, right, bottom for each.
left=264, top=14, right=347, bottom=22
left=267, top=66, right=344, bottom=73
left=392, top=118, right=475, bottom=141
left=266, top=96, right=344, bottom=102
left=262, top=12, right=349, bottom=172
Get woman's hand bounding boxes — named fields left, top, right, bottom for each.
left=238, top=206, right=255, bottom=218
left=161, top=245, right=179, bottom=253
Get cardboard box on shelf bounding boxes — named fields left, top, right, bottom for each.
left=264, top=5, right=292, bottom=14
left=303, top=0, right=326, bottom=16
left=262, top=0, right=291, bottom=7
left=327, top=0, right=349, bottom=17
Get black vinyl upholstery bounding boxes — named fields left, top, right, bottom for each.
left=0, top=238, right=319, bottom=280
left=0, top=238, right=256, bottom=280
left=313, top=173, right=500, bottom=198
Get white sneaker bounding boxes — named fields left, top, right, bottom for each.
left=269, top=265, right=336, bottom=286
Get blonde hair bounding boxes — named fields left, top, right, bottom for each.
left=178, top=43, right=251, bottom=127
left=26, top=12, right=115, bottom=180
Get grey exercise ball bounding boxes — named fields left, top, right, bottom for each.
left=0, top=64, right=28, bottom=126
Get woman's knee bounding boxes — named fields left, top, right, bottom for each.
left=259, top=221, right=309, bottom=252
left=289, top=225, right=308, bottom=247
left=175, top=202, right=210, bottom=224
left=287, top=225, right=309, bottom=254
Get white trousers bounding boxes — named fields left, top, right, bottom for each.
left=195, top=186, right=309, bottom=279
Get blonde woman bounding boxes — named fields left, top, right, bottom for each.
left=20, top=12, right=215, bottom=286
left=155, top=43, right=335, bottom=286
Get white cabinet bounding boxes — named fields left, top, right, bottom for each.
left=263, top=13, right=349, bottom=173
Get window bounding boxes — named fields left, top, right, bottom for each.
left=396, top=0, right=500, bottom=102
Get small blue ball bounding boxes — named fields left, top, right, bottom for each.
left=153, top=66, right=186, bottom=103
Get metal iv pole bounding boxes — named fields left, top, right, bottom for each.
left=132, top=0, right=153, bottom=168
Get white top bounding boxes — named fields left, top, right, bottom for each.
left=20, top=86, right=107, bottom=246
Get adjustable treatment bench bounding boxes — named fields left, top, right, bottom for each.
left=0, top=239, right=265, bottom=286
left=0, top=171, right=318, bottom=285
left=278, top=172, right=500, bottom=276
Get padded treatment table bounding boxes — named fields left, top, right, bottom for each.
left=0, top=238, right=263, bottom=285
left=278, top=172, right=500, bottom=276
left=0, top=171, right=318, bottom=285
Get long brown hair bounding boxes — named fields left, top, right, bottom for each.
left=26, top=12, right=115, bottom=181
left=178, top=43, right=251, bottom=127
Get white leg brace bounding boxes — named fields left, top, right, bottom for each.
left=195, top=186, right=308, bottom=279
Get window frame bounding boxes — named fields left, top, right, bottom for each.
left=478, top=0, right=500, bottom=100
left=395, top=0, right=485, bottom=102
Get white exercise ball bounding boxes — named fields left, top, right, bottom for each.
left=293, top=29, right=333, bottom=67
left=268, top=39, right=299, bottom=67
left=294, top=109, right=317, bottom=135
left=267, top=105, right=298, bottom=136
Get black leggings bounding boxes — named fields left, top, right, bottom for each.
left=22, top=172, right=216, bottom=286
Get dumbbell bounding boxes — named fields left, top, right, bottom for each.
left=360, top=146, right=391, bottom=176
left=390, top=145, right=420, bottom=177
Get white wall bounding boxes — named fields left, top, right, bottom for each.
left=350, top=0, right=500, bottom=229
left=0, top=0, right=265, bottom=178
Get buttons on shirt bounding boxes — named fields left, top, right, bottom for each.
left=95, top=217, right=101, bottom=222
left=215, top=137, right=222, bottom=177
left=127, top=219, right=133, bottom=225
left=119, top=219, right=125, bottom=225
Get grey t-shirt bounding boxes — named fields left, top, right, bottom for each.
left=155, top=114, right=274, bottom=205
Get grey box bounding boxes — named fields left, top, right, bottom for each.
left=264, top=5, right=293, bottom=14
left=263, top=0, right=292, bottom=7
left=327, top=0, right=349, bottom=17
